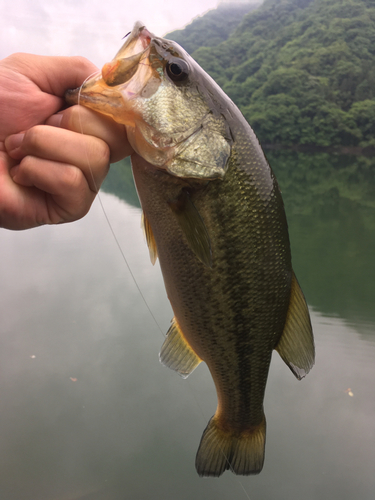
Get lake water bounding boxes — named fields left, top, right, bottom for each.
left=0, top=151, right=374, bottom=500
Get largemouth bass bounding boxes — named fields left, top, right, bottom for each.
left=66, top=22, right=314, bottom=477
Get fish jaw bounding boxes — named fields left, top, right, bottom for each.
left=65, top=26, right=186, bottom=167
left=65, top=23, right=231, bottom=179
left=65, top=23, right=157, bottom=129
left=65, top=76, right=128, bottom=122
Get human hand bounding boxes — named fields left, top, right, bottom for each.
left=0, top=54, right=132, bottom=230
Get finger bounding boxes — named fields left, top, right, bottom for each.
left=2, top=54, right=99, bottom=97
left=10, top=155, right=95, bottom=223
left=46, top=106, right=133, bottom=163
left=5, top=125, right=110, bottom=192
left=0, top=150, right=40, bottom=230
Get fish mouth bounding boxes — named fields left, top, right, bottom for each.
left=65, top=23, right=208, bottom=170
left=102, top=23, right=153, bottom=87
left=65, top=22, right=156, bottom=123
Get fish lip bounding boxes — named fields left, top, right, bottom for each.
left=65, top=88, right=113, bottom=107
left=114, top=22, right=153, bottom=59
left=64, top=75, right=115, bottom=107
left=101, top=23, right=154, bottom=87
left=63, top=23, right=203, bottom=151
left=65, top=88, right=80, bottom=106
left=65, top=22, right=154, bottom=107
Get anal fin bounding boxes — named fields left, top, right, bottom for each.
left=141, top=212, right=158, bottom=265
left=276, top=272, right=315, bottom=380
left=159, top=317, right=201, bottom=378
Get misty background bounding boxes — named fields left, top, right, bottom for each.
left=0, top=0, right=258, bottom=66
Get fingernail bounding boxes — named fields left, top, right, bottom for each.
left=5, top=133, right=24, bottom=152
left=9, top=165, right=19, bottom=181
left=47, top=113, right=63, bottom=127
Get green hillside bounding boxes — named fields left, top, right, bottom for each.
left=168, top=0, right=375, bottom=148
left=166, top=2, right=260, bottom=54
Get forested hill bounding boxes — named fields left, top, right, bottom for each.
left=166, top=2, right=261, bottom=54
left=167, top=0, right=375, bottom=148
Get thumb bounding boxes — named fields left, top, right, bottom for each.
left=2, top=53, right=99, bottom=97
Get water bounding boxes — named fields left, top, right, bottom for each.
left=0, top=151, right=374, bottom=499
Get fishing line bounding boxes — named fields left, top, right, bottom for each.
left=76, top=75, right=251, bottom=500
left=76, top=76, right=165, bottom=339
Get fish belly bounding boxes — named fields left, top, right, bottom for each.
left=131, top=141, right=292, bottom=475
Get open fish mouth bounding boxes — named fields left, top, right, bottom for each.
left=65, top=22, right=216, bottom=173
left=101, top=24, right=152, bottom=86
left=65, top=23, right=156, bottom=120
left=65, top=22, right=208, bottom=165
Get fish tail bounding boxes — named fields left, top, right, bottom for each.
left=195, top=414, right=266, bottom=477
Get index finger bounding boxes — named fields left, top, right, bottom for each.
left=5, top=125, right=110, bottom=192
left=47, top=105, right=133, bottom=163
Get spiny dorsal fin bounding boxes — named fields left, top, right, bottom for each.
left=141, top=212, right=158, bottom=265
left=168, top=190, right=212, bottom=268
left=275, top=272, right=315, bottom=380
left=159, top=317, right=201, bottom=379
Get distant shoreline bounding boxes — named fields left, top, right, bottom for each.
left=262, top=144, right=375, bottom=157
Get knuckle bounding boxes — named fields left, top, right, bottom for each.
left=4, top=52, right=26, bottom=66
left=71, top=55, right=92, bottom=69
left=23, top=126, right=45, bottom=152
left=90, top=139, right=111, bottom=168
left=19, top=155, right=35, bottom=174
left=62, top=165, right=85, bottom=192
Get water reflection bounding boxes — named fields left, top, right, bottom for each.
left=0, top=151, right=374, bottom=499
left=267, top=150, right=375, bottom=327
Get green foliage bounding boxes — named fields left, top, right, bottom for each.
left=101, top=157, right=140, bottom=208
left=166, top=3, right=260, bottom=54
left=348, top=100, right=375, bottom=146
left=267, top=149, right=375, bottom=321
left=170, top=0, right=375, bottom=147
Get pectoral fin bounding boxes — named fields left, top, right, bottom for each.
left=275, top=272, right=315, bottom=380
left=169, top=190, right=212, bottom=268
left=141, top=212, right=158, bottom=265
left=159, top=317, right=201, bottom=378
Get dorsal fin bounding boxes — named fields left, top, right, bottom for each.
left=159, top=317, right=202, bottom=379
left=168, top=190, right=212, bottom=268
left=141, top=212, right=158, bottom=265
left=275, top=272, right=315, bottom=380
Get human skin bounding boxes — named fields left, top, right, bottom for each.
left=0, top=53, right=133, bottom=230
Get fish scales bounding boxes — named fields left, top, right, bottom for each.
left=133, top=123, right=291, bottom=424
left=65, top=22, right=314, bottom=477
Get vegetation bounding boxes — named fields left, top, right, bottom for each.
left=102, top=157, right=140, bottom=208
left=166, top=2, right=260, bottom=54
left=168, top=0, right=375, bottom=148
left=267, top=150, right=375, bottom=323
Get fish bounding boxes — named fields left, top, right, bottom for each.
left=66, top=22, right=315, bottom=477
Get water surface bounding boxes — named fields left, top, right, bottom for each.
left=1, top=151, right=374, bottom=499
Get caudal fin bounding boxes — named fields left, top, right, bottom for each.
left=195, top=415, right=266, bottom=477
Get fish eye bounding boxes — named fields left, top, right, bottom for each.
left=166, top=59, right=189, bottom=82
